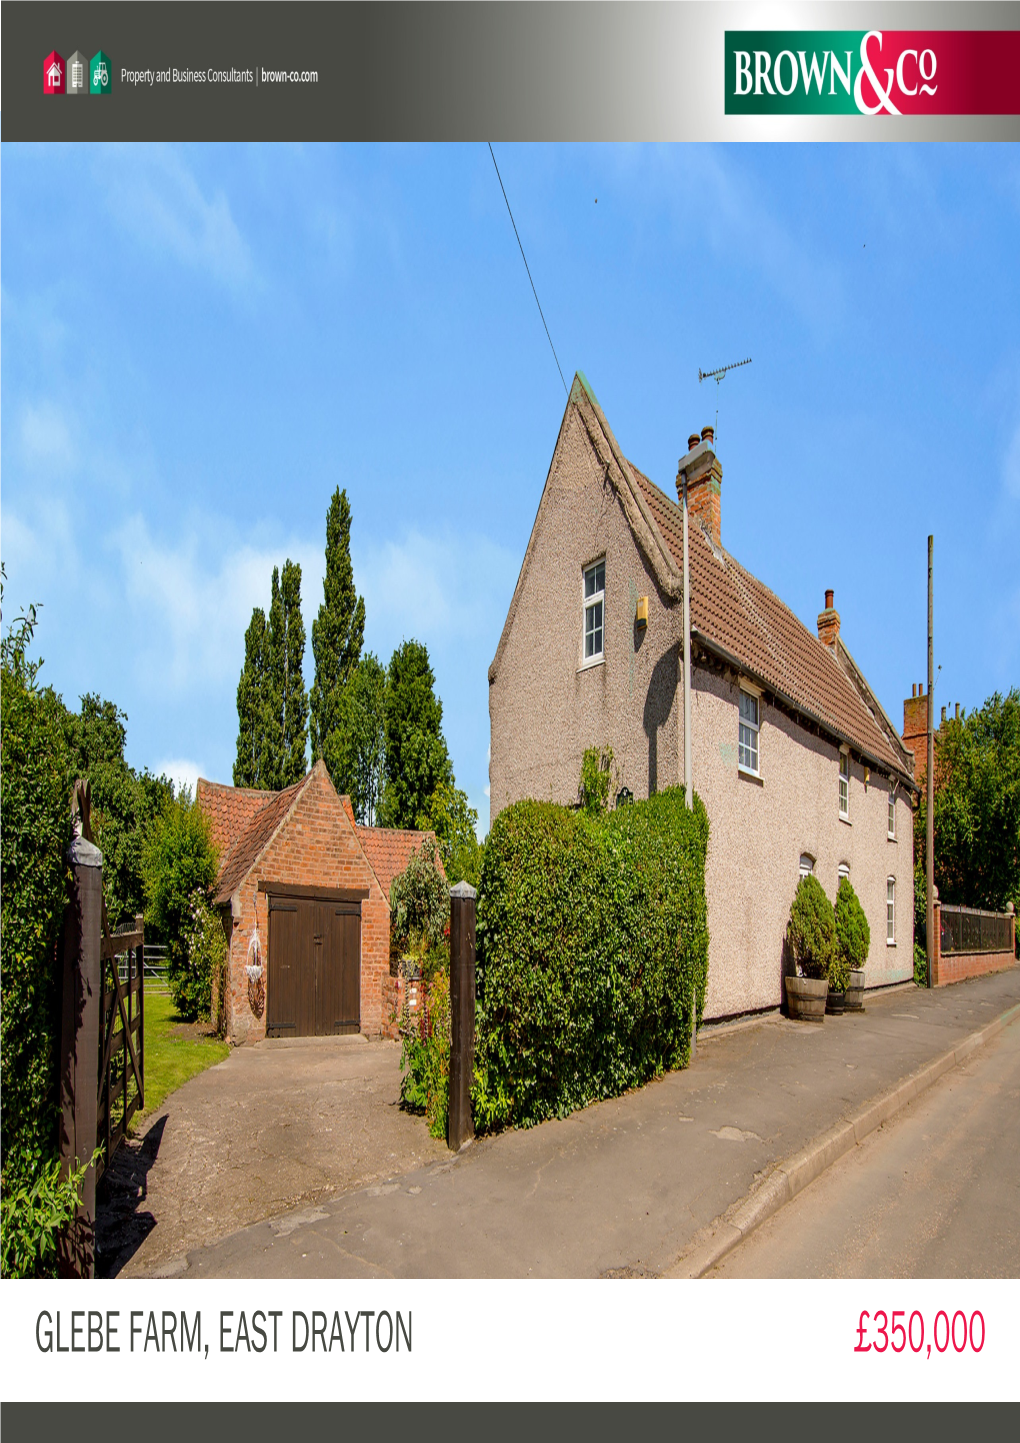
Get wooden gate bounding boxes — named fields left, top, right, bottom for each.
left=97, top=918, right=144, bottom=1177
left=266, top=891, right=361, bottom=1037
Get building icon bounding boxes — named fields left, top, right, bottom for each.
left=90, top=50, right=112, bottom=95
left=68, top=51, right=88, bottom=96
left=44, top=51, right=65, bottom=95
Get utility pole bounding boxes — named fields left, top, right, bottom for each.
left=926, top=534, right=934, bottom=989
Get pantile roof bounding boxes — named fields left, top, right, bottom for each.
left=357, top=827, right=444, bottom=906
left=630, top=463, right=912, bottom=780
left=211, top=775, right=307, bottom=905
left=196, top=778, right=276, bottom=861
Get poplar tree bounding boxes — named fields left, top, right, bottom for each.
left=233, top=607, right=270, bottom=788
left=310, top=487, right=366, bottom=786
left=268, top=560, right=309, bottom=787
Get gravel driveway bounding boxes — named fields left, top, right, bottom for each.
left=96, top=1035, right=447, bottom=1276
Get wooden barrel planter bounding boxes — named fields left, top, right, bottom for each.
left=826, top=988, right=846, bottom=1015
left=785, top=975, right=828, bottom=1022
left=845, top=969, right=866, bottom=1012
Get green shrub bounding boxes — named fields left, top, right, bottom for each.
left=1, top=651, right=72, bottom=1191
left=389, top=838, right=448, bottom=953
left=473, top=788, right=709, bottom=1132
left=399, top=970, right=451, bottom=1140
left=914, top=941, right=929, bottom=988
left=578, top=745, right=615, bottom=815
left=834, top=877, right=870, bottom=992
left=1, top=1150, right=100, bottom=1278
left=142, top=795, right=219, bottom=1020
left=788, top=874, right=837, bottom=981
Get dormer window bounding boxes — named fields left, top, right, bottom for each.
left=583, top=559, right=605, bottom=665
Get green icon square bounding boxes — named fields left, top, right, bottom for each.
left=89, top=50, right=112, bottom=95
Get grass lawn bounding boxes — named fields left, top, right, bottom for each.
left=133, top=989, right=231, bottom=1129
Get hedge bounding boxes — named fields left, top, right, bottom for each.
left=0, top=666, right=72, bottom=1192
left=473, top=788, right=709, bottom=1131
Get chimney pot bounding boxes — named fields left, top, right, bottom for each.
left=688, top=433, right=701, bottom=452
left=941, top=706, right=946, bottom=724
left=824, top=588, right=834, bottom=611
left=912, top=684, right=917, bottom=698
left=955, top=703, right=960, bottom=720
left=701, top=425, right=715, bottom=447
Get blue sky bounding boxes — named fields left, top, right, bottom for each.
left=2, top=143, right=1018, bottom=832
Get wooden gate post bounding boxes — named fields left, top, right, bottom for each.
left=448, top=881, right=477, bottom=1152
left=58, top=830, right=104, bottom=1278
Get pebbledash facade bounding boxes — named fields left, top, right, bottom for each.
left=489, top=374, right=917, bottom=1020
left=197, top=761, right=437, bottom=1044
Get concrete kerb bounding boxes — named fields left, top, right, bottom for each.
left=668, top=999, right=1020, bottom=1279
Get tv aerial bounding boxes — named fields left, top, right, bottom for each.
left=697, top=356, right=752, bottom=445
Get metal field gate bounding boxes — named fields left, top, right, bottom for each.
left=265, top=890, right=362, bottom=1037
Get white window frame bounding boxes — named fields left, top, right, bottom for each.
left=838, top=862, right=850, bottom=887
left=738, top=683, right=761, bottom=777
left=799, top=853, right=815, bottom=878
left=582, top=558, right=605, bottom=668
left=888, top=789, right=896, bottom=839
left=886, top=877, right=896, bottom=944
left=839, top=746, right=850, bottom=820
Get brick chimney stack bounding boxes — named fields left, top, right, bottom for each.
left=903, top=683, right=930, bottom=783
left=676, top=425, right=723, bottom=547
left=816, top=589, right=840, bottom=649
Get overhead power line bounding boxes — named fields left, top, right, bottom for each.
left=488, top=141, right=568, bottom=397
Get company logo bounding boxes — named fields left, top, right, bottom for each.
left=43, top=50, right=65, bottom=95
left=725, top=30, right=1020, bottom=115
left=43, top=48, right=112, bottom=95
left=90, top=50, right=112, bottom=94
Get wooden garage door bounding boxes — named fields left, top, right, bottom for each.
left=267, top=896, right=361, bottom=1038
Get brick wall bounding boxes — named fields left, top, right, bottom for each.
left=930, top=899, right=1016, bottom=987
left=222, top=767, right=394, bottom=1044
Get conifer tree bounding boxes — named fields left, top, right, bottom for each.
left=233, top=607, right=270, bottom=788
left=267, top=560, right=309, bottom=786
left=310, top=488, right=366, bottom=785
left=333, top=652, right=387, bottom=823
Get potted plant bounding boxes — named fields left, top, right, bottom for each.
left=835, top=876, right=870, bottom=1012
left=785, top=874, right=836, bottom=1022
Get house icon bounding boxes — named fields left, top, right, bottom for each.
left=43, top=51, right=65, bottom=95
left=90, top=50, right=112, bottom=95
left=68, top=51, right=88, bottom=96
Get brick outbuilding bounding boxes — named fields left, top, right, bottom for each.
left=197, top=761, right=439, bottom=1045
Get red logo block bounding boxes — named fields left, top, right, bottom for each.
left=44, top=50, right=65, bottom=94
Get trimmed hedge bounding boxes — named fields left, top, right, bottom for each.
left=473, top=788, right=709, bottom=1131
left=834, top=877, right=870, bottom=989
left=788, top=874, right=837, bottom=981
left=0, top=667, right=72, bottom=1191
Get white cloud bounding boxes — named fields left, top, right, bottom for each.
left=155, top=757, right=204, bottom=800
left=19, top=401, right=78, bottom=474
left=98, top=146, right=256, bottom=290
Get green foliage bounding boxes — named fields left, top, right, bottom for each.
left=234, top=606, right=271, bottom=788
left=399, top=971, right=451, bottom=1140
left=834, top=877, right=870, bottom=991
left=473, top=789, right=709, bottom=1132
left=1, top=1150, right=101, bottom=1278
left=326, top=652, right=387, bottom=823
left=381, top=638, right=477, bottom=869
left=915, top=690, right=1020, bottom=924
left=447, top=831, right=485, bottom=891
left=787, top=874, right=837, bottom=982
left=268, top=560, right=309, bottom=787
left=1, top=645, right=71, bottom=1190
left=578, top=745, right=615, bottom=815
left=914, top=941, right=929, bottom=989
left=234, top=560, right=309, bottom=791
left=65, top=695, right=172, bottom=929
left=310, top=488, right=366, bottom=779
left=142, top=796, right=219, bottom=1020
left=390, top=838, right=449, bottom=954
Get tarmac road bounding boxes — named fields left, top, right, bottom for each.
left=710, top=1012, right=1020, bottom=1278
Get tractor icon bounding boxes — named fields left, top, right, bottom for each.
left=93, top=60, right=108, bottom=88
left=89, top=51, right=112, bottom=93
